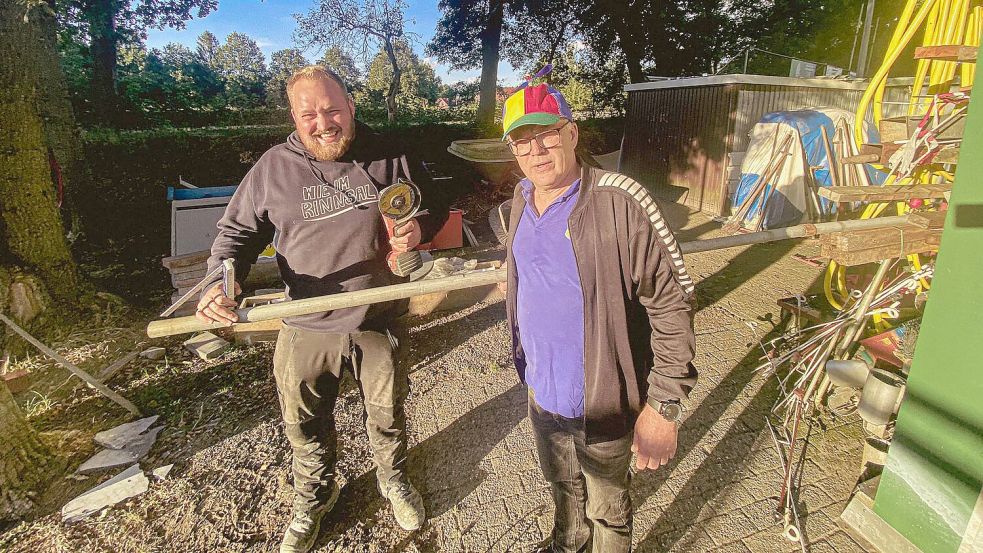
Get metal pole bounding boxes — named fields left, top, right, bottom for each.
left=849, top=2, right=864, bottom=74
left=744, top=48, right=750, bottom=74
left=857, top=0, right=877, bottom=77
left=146, top=215, right=911, bottom=338
left=2, top=314, right=142, bottom=416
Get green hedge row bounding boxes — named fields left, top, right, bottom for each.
left=76, top=118, right=624, bottom=264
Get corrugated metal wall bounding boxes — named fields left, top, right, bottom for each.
left=621, top=85, right=738, bottom=214
left=622, top=81, right=912, bottom=216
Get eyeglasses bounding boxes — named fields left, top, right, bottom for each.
left=507, top=121, right=569, bottom=156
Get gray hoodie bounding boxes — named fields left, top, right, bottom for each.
left=207, top=122, right=448, bottom=332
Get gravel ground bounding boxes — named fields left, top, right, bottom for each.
left=0, top=205, right=873, bottom=553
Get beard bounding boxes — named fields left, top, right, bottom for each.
left=299, top=124, right=356, bottom=161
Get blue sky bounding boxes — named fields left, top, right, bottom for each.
left=145, top=0, right=524, bottom=85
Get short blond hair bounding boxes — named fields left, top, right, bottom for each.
left=286, top=65, right=349, bottom=106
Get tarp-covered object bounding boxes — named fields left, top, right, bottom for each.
left=731, top=108, right=879, bottom=230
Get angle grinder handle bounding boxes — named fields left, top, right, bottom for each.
left=383, top=214, right=428, bottom=277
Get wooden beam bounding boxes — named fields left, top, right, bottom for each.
left=818, top=184, right=952, bottom=202
left=908, top=211, right=947, bottom=229
left=913, top=45, right=978, bottom=62
left=819, top=224, right=938, bottom=250
left=819, top=225, right=942, bottom=266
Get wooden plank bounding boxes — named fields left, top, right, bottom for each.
left=909, top=211, right=947, bottom=229
left=934, top=146, right=960, bottom=164
left=161, top=250, right=210, bottom=270
left=913, top=45, right=978, bottom=62
left=880, top=142, right=903, bottom=164
left=821, top=237, right=939, bottom=266
left=818, top=184, right=952, bottom=202
left=841, top=153, right=880, bottom=164
left=819, top=224, right=938, bottom=250
left=879, top=115, right=966, bottom=143
left=880, top=118, right=914, bottom=144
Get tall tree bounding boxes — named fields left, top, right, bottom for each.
left=318, top=45, right=364, bottom=92
left=428, top=0, right=512, bottom=130
left=1, top=0, right=84, bottom=307
left=295, top=0, right=409, bottom=122
left=215, top=32, right=268, bottom=109
left=365, top=39, right=441, bottom=109
left=195, top=30, right=220, bottom=67
left=34, top=0, right=90, bottom=240
left=268, top=48, right=310, bottom=107
left=62, top=0, right=217, bottom=119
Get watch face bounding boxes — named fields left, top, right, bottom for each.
left=662, top=402, right=683, bottom=422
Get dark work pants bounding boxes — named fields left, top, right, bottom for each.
left=272, top=324, right=409, bottom=511
left=529, top=396, right=634, bottom=553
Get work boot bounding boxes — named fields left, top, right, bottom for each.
left=379, top=478, right=426, bottom=531
left=279, top=481, right=341, bottom=553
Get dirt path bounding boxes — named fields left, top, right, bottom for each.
left=1, top=207, right=872, bottom=553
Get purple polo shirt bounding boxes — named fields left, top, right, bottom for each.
left=513, top=178, right=585, bottom=418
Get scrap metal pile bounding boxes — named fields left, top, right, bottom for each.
left=751, top=0, right=977, bottom=547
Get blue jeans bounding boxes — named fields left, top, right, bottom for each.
left=529, top=395, right=634, bottom=552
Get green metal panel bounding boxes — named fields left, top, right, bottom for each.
left=873, top=96, right=983, bottom=551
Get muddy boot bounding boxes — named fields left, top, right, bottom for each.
left=279, top=481, right=341, bottom=553
left=379, top=478, right=425, bottom=531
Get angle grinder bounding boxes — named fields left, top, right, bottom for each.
left=378, top=179, right=426, bottom=277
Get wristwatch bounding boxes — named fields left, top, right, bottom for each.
left=647, top=398, right=683, bottom=423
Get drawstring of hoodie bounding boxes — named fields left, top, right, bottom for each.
left=304, top=152, right=358, bottom=205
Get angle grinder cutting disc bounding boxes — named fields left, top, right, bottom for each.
left=378, top=179, right=421, bottom=223
left=378, top=179, right=425, bottom=278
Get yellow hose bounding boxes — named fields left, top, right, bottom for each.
left=827, top=0, right=979, bottom=320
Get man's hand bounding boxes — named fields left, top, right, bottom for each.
left=632, top=403, right=678, bottom=471
left=195, top=281, right=242, bottom=325
left=390, top=219, right=422, bottom=252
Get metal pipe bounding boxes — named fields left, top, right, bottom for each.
left=680, top=215, right=909, bottom=254
left=147, top=215, right=911, bottom=338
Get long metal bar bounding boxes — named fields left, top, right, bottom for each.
left=1, top=314, right=142, bottom=416
left=147, top=215, right=912, bottom=338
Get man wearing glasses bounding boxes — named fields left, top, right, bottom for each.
left=500, top=81, right=698, bottom=552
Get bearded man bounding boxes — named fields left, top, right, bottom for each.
left=195, top=66, right=448, bottom=552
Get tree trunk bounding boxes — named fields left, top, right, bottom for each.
left=35, top=0, right=90, bottom=239
left=0, top=1, right=83, bottom=305
left=83, top=0, right=123, bottom=122
left=0, top=380, right=51, bottom=523
left=383, top=38, right=401, bottom=123
left=477, top=0, right=505, bottom=131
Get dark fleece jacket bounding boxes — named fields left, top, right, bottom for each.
left=207, top=121, right=449, bottom=332
left=506, top=164, right=698, bottom=443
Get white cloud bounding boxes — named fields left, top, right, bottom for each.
left=254, top=37, right=276, bottom=49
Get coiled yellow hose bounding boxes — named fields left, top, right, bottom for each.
left=825, top=0, right=979, bottom=322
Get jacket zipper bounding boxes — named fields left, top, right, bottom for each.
left=568, top=168, right=589, bottom=431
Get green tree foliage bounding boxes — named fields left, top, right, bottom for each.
left=195, top=30, right=221, bottom=69
left=215, top=32, right=268, bottom=109
left=57, top=0, right=218, bottom=120
left=364, top=39, right=441, bottom=110
left=268, top=48, right=310, bottom=107
left=427, top=0, right=513, bottom=129
left=442, top=80, right=480, bottom=108
left=318, top=46, right=364, bottom=93
left=295, top=0, right=409, bottom=122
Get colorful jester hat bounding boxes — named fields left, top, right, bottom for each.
left=501, top=64, right=574, bottom=140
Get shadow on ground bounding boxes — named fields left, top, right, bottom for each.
left=318, top=383, right=528, bottom=541
left=634, top=270, right=826, bottom=552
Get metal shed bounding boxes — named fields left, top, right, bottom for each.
left=620, top=75, right=911, bottom=216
